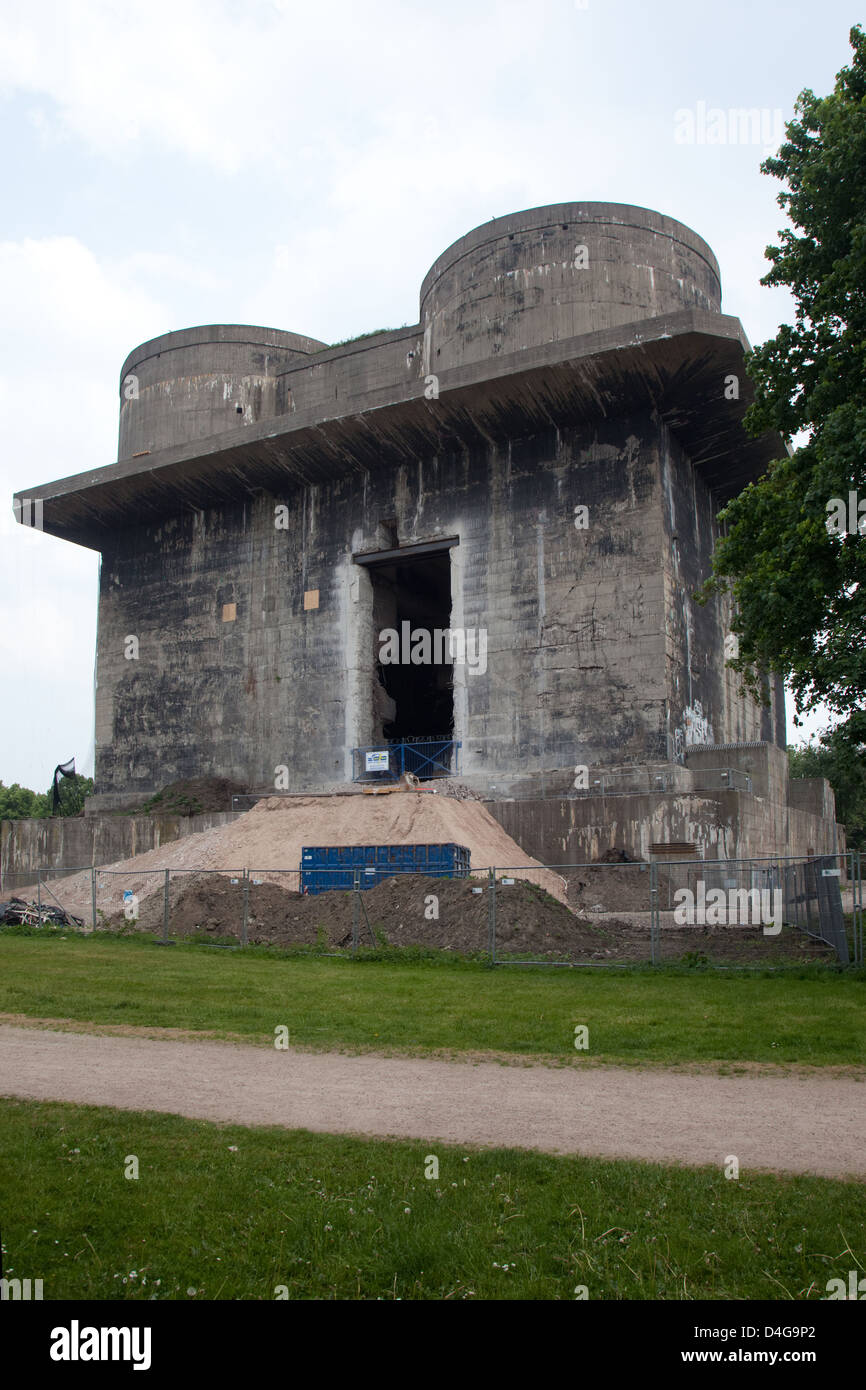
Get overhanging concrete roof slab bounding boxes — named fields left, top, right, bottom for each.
left=17, top=309, right=787, bottom=550
left=353, top=536, right=460, bottom=566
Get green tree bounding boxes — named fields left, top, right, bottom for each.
left=701, top=25, right=866, bottom=742
left=47, top=774, right=94, bottom=818
left=789, top=729, right=866, bottom=848
left=0, top=782, right=50, bottom=820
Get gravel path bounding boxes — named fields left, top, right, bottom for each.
left=1, top=1024, right=864, bottom=1178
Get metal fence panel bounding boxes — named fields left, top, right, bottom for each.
left=2, top=851, right=861, bottom=968
left=351, top=740, right=461, bottom=782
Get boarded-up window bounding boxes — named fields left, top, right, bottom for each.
left=304, top=589, right=319, bottom=611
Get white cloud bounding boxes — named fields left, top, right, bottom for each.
left=0, top=236, right=165, bottom=383
left=0, top=0, right=565, bottom=175
left=0, top=233, right=174, bottom=786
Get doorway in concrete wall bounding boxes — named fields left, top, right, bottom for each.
left=361, top=543, right=455, bottom=745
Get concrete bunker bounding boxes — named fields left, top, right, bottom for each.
left=13, top=200, right=843, bottom=857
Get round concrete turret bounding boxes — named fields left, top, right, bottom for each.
left=118, top=324, right=328, bottom=459
left=419, top=202, right=722, bottom=372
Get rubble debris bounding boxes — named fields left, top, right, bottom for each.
left=0, top=897, right=84, bottom=928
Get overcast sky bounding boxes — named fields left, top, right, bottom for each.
left=0, top=0, right=856, bottom=791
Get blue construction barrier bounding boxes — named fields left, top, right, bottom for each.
left=352, top=740, right=461, bottom=782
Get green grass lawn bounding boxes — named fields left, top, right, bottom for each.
left=2, top=1097, right=863, bottom=1301
left=1, top=932, right=864, bottom=1067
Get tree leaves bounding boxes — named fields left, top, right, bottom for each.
left=704, top=26, right=866, bottom=739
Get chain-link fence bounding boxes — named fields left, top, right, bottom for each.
left=2, top=852, right=861, bottom=967
left=643, top=853, right=859, bottom=967
left=0, top=867, right=95, bottom=929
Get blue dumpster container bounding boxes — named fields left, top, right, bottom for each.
left=300, top=843, right=471, bottom=895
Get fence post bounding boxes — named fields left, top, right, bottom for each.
left=37, top=869, right=42, bottom=924
left=851, top=850, right=856, bottom=966
left=352, top=870, right=360, bottom=956
left=856, top=845, right=861, bottom=967
left=650, top=859, right=658, bottom=966
left=487, top=867, right=496, bottom=966
left=91, top=867, right=97, bottom=935
left=856, top=849, right=863, bottom=967
left=859, top=849, right=863, bottom=967
left=162, top=869, right=170, bottom=943
left=241, top=869, right=249, bottom=947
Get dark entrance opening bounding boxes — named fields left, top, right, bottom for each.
left=367, top=549, right=454, bottom=744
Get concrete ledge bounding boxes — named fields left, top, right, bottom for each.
left=488, top=788, right=840, bottom=864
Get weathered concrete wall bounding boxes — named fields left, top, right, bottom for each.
left=1, top=794, right=839, bottom=893
left=93, top=406, right=772, bottom=801
left=785, top=807, right=840, bottom=858
left=119, top=325, right=327, bottom=458
left=788, top=776, right=836, bottom=821
left=420, top=203, right=721, bottom=371
left=1, top=813, right=239, bottom=882
left=489, top=791, right=732, bottom=864
left=487, top=788, right=840, bottom=865
left=659, top=427, right=783, bottom=755
left=686, top=742, right=793, bottom=804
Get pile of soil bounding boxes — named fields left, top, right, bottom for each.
left=36, top=793, right=568, bottom=925
left=121, top=777, right=247, bottom=817
left=564, top=863, right=669, bottom=914
left=110, top=874, right=350, bottom=947
left=345, top=875, right=612, bottom=954
left=108, top=871, right=835, bottom=963
left=110, top=872, right=617, bottom=957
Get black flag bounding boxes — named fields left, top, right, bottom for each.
left=52, top=758, right=76, bottom=814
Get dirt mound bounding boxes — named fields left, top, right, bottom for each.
left=112, top=873, right=351, bottom=947
left=123, top=777, right=246, bottom=817
left=112, top=871, right=615, bottom=957
left=33, top=792, right=568, bottom=927
left=340, top=875, right=610, bottom=954
left=107, top=871, right=833, bottom=964
left=564, top=863, right=664, bottom=914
